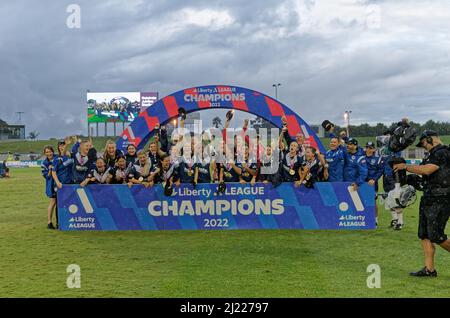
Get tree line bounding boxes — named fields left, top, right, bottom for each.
left=334, top=120, right=450, bottom=137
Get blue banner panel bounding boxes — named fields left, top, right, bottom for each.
left=57, top=183, right=375, bottom=231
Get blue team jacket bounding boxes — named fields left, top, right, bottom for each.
left=41, top=158, right=55, bottom=198
left=326, top=148, right=345, bottom=182
left=53, top=155, right=74, bottom=184
left=365, top=154, right=385, bottom=181
left=343, top=147, right=368, bottom=185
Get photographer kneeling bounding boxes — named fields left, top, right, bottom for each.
left=393, top=130, right=450, bottom=277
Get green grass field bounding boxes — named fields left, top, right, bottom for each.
left=1, top=168, right=449, bottom=298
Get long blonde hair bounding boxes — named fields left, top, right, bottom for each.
left=103, top=140, right=117, bottom=158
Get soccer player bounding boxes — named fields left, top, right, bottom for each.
left=325, top=137, right=345, bottom=182
left=150, top=153, right=179, bottom=186
left=80, top=157, right=112, bottom=187
left=234, top=144, right=257, bottom=185
left=103, top=140, right=123, bottom=168
left=218, top=145, right=241, bottom=184
left=125, top=144, right=139, bottom=166
left=194, top=145, right=215, bottom=184
left=148, top=141, right=164, bottom=171
left=177, top=142, right=196, bottom=184
left=134, top=150, right=153, bottom=187
left=365, top=141, right=385, bottom=226
left=109, top=156, right=140, bottom=187
left=300, top=146, right=323, bottom=187
left=279, top=137, right=303, bottom=185
left=343, top=138, right=368, bottom=191
left=72, top=139, right=97, bottom=184
left=295, top=133, right=307, bottom=158
left=41, top=146, right=57, bottom=229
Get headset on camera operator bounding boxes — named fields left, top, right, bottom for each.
left=393, top=130, right=450, bottom=277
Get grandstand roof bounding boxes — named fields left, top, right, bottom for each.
left=0, top=119, right=8, bottom=127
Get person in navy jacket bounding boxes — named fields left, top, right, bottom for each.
left=343, top=138, right=368, bottom=191
left=325, top=137, right=345, bottom=182
left=41, top=145, right=57, bottom=229
left=365, top=141, right=386, bottom=225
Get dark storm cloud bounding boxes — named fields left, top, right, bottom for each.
left=1, top=0, right=450, bottom=138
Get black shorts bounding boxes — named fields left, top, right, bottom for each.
left=418, top=196, right=450, bottom=244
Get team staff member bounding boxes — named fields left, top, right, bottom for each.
left=325, top=137, right=345, bottom=182
left=364, top=141, right=385, bottom=226
left=344, top=138, right=368, bottom=191
left=41, top=146, right=57, bottom=229
left=393, top=130, right=450, bottom=277
left=80, top=158, right=112, bottom=186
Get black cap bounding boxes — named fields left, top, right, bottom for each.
left=365, top=141, right=375, bottom=148
left=347, top=138, right=358, bottom=146
left=58, top=139, right=65, bottom=145
left=416, top=130, right=438, bottom=147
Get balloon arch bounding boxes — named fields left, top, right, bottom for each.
left=116, top=85, right=325, bottom=153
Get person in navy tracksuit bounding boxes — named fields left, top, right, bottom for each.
left=382, top=150, right=405, bottom=230
left=343, top=138, right=368, bottom=191
left=364, top=141, right=385, bottom=225
left=325, top=137, right=345, bottom=182
left=41, top=145, right=57, bottom=230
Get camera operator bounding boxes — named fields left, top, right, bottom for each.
left=393, top=130, right=450, bottom=277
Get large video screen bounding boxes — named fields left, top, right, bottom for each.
left=87, top=92, right=158, bottom=123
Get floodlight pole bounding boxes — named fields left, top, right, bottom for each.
left=344, top=110, right=352, bottom=136
left=272, top=83, right=281, bottom=100
left=16, top=112, right=25, bottom=124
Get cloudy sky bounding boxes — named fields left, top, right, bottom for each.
left=1, top=0, right=450, bottom=139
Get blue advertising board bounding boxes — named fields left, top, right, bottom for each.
left=57, top=183, right=375, bottom=231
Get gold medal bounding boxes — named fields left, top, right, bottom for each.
left=224, top=172, right=231, bottom=178
left=289, top=169, right=295, bottom=176
left=243, top=172, right=249, bottom=178
left=188, top=169, right=193, bottom=176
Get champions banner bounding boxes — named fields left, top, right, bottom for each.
left=57, top=183, right=375, bottom=231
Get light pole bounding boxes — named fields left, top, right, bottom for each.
left=16, top=112, right=25, bottom=124
left=272, top=83, right=281, bottom=100
left=344, top=110, right=352, bottom=137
